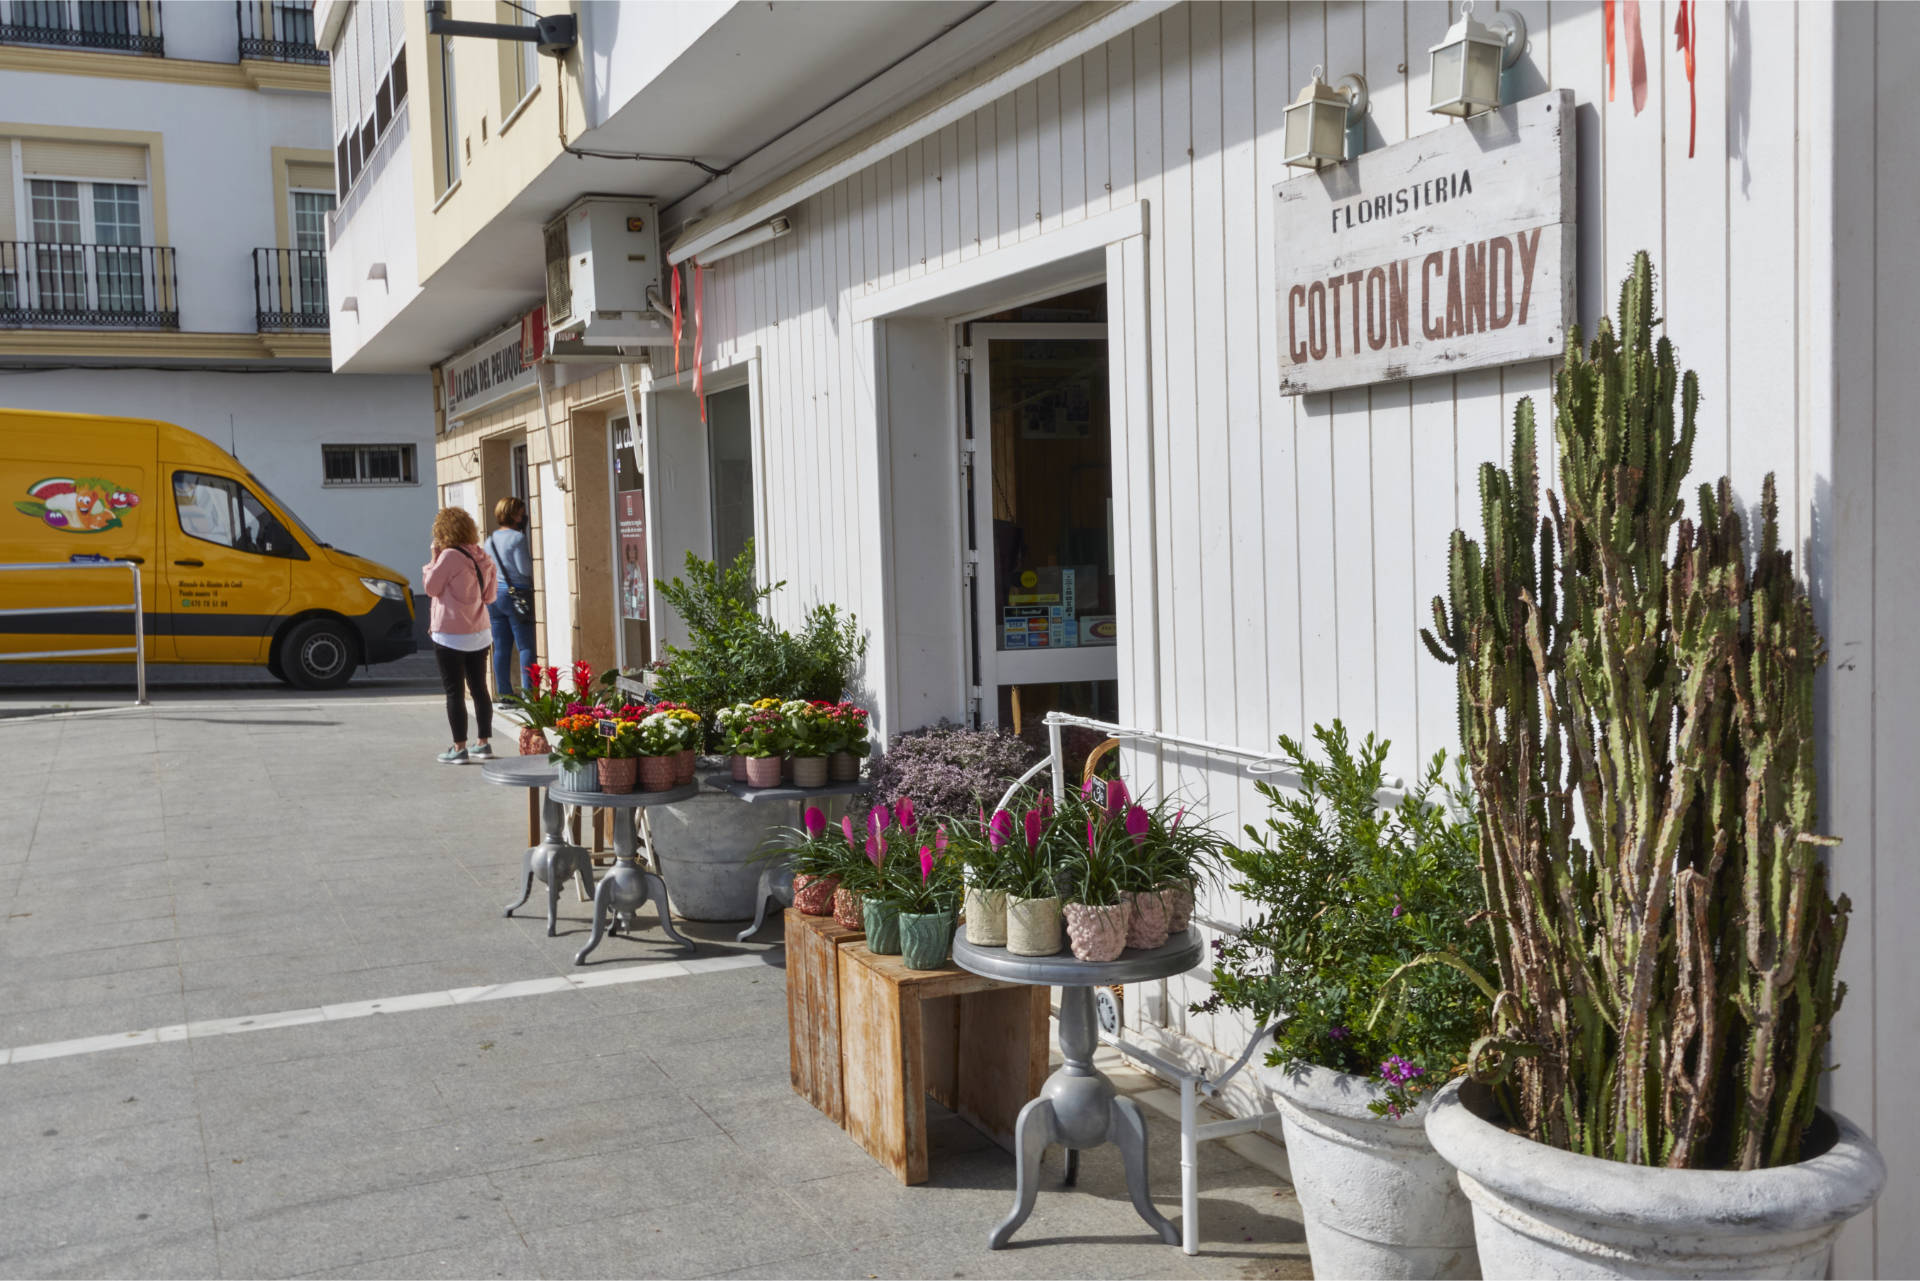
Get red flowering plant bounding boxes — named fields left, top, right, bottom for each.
left=496, top=661, right=567, bottom=731
left=822, top=701, right=872, bottom=757
left=733, top=706, right=791, bottom=759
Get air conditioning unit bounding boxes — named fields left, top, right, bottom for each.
left=542, top=196, right=674, bottom=349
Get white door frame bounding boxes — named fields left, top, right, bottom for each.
left=966, top=322, right=1119, bottom=718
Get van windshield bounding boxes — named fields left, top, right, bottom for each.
left=246, top=472, right=329, bottom=549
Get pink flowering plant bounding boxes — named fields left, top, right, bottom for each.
left=879, top=820, right=960, bottom=916
left=1197, top=723, right=1490, bottom=1120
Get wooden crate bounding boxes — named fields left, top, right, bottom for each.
left=836, top=941, right=1050, bottom=1185
left=785, top=909, right=864, bottom=1124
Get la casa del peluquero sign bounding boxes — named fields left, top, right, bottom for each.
left=1273, top=89, right=1575, bottom=395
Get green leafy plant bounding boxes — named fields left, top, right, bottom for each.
left=782, top=699, right=838, bottom=757
left=881, top=826, right=961, bottom=916
left=1421, top=252, right=1848, bottom=1169
left=1200, top=724, right=1489, bottom=1119
left=650, top=543, right=869, bottom=742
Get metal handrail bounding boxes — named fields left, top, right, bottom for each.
left=0, top=562, right=148, bottom=705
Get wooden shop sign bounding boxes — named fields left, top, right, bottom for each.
left=1274, top=89, right=1575, bottom=395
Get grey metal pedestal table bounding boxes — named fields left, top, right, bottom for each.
left=549, top=783, right=701, bottom=963
left=482, top=756, right=595, bottom=937
left=713, top=776, right=870, bottom=942
left=951, top=930, right=1203, bottom=1249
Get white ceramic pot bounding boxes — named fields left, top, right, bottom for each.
left=1261, top=1063, right=1478, bottom=1280
left=791, top=754, right=828, bottom=788
left=1064, top=900, right=1131, bottom=962
left=1005, top=894, right=1062, bottom=956
left=963, top=886, right=1008, bottom=946
left=1424, top=1078, right=1886, bottom=1279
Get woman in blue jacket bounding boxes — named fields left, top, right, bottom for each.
left=484, top=496, right=537, bottom=693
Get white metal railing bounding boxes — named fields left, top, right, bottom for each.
left=0, top=561, right=148, bottom=705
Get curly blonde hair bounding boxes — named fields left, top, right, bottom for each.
left=432, top=506, right=479, bottom=549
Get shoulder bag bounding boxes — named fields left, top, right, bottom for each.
left=488, top=534, right=535, bottom=621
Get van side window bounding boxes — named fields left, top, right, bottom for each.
left=171, top=471, right=306, bottom=560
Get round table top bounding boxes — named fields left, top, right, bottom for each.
left=952, top=928, right=1204, bottom=988
left=711, top=777, right=870, bottom=804
left=478, top=755, right=558, bottom=788
left=547, top=782, right=702, bottom=809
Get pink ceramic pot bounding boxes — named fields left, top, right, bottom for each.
left=674, top=749, right=697, bottom=784
left=596, top=757, right=639, bottom=794
left=793, top=873, right=839, bottom=916
left=744, top=755, right=783, bottom=788
left=730, top=754, right=749, bottom=782
left=832, top=886, right=864, bottom=930
left=1162, top=881, right=1196, bottom=934
left=518, top=725, right=549, bottom=756
left=638, top=755, right=677, bottom=792
left=1127, top=890, right=1171, bottom=950
left=1065, top=901, right=1132, bottom=962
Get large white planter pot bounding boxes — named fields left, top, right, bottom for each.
left=1424, top=1078, right=1886, bottom=1279
left=643, top=782, right=789, bottom=920
left=1261, top=1063, right=1479, bottom=1280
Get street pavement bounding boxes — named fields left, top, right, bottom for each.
left=0, top=687, right=1310, bottom=1280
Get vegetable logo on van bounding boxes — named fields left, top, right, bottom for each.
left=14, top=477, right=140, bottom=533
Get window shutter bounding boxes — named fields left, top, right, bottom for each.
left=0, top=143, right=14, bottom=240
left=288, top=161, right=332, bottom=191
left=20, top=140, right=147, bottom=183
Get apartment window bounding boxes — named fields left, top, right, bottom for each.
left=23, top=169, right=150, bottom=314
left=322, top=443, right=417, bottom=487
left=1, top=0, right=164, bottom=55
left=436, top=34, right=460, bottom=192
left=502, top=2, right=538, bottom=111
left=289, top=188, right=331, bottom=317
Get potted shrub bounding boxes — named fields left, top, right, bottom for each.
left=825, top=701, right=870, bottom=782
left=1060, top=808, right=1131, bottom=963
left=497, top=661, right=566, bottom=755
left=784, top=699, right=834, bottom=788
left=1419, top=253, right=1883, bottom=1277
left=885, top=824, right=958, bottom=970
left=736, top=702, right=789, bottom=788
left=548, top=711, right=603, bottom=792
left=1204, top=723, right=1486, bottom=1279
left=1002, top=795, right=1063, bottom=956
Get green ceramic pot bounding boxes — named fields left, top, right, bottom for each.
left=863, top=899, right=902, bottom=954
left=898, top=911, right=953, bottom=970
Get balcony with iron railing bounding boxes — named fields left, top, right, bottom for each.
left=236, top=0, right=322, bottom=64
left=0, top=241, right=178, bottom=329
left=0, top=0, right=163, bottom=55
left=252, top=247, right=327, bottom=332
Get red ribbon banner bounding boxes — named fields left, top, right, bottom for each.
left=671, top=264, right=683, bottom=377
left=1624, top=0, right=1648, bottom=115
left=1674, top=0, right=1697, bottom=158
left=1604, top=0, right=1616, bottom=102
left=694, top=264, right=705, bottom=424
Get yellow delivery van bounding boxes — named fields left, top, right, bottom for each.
left=0, top=409, right=416, bottom=689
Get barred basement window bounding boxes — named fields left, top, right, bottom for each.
left=322, top=444, right=417, bottom=487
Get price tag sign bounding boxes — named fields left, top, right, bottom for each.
left=598, top=719, right=619, bottom=739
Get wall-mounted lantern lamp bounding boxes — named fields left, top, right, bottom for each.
left=1428, top=1, right=1527, bottom=118
left=1282, top=67, right=1369, bottom=170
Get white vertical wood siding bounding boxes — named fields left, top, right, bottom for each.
left=691, top=2, right=1891, bottom=1265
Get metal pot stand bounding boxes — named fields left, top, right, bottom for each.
left=549, top=783, right=702, bottom=962
left=481, top=756, right=597, bottom=937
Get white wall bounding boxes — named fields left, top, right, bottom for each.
left=326, top=117, right=422, bottom=370
left=0, top=368, right=435, bottom=585
left=1, top=69, right=333, bottom=334
left=158, top=2, right=247, bottom=65
left=688, top=0, right=1904, bottom=1270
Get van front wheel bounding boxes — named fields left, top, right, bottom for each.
left=281, top=619, right=356, bottom=690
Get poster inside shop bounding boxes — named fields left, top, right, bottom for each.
left=618, top=491, right=647, bottom=621
left=1273, top=89, right=1575, bottom=395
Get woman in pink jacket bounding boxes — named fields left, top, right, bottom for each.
left=422, top=507, right=500, bottom=764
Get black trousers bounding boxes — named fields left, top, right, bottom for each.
left=434, top=643, right=493, bottom=743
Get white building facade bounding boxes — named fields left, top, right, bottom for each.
left=0, top=0, right=433, bottom=585
left=329, top=3, right=1916, bottom=1272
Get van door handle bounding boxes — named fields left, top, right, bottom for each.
left=173, top=558, right=203, bottom=567
left=119, top=556, right=144, bottom=565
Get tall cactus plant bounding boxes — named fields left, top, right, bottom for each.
left=1422, top=252, right=1848, bottom=1170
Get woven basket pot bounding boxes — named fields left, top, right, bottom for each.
left=1126, top=889, right=1171, bottom=950
left=963, top=887, right=1009, bottom=946
left=1161, top=881, right=1196, bottom=934
left=638, top=755, right=678, bottom=792
left=832, top=886, right=864, bottom=929
left=791, top=755, right=828, bottom=788
left=862, top=899, right=902, bottom=954
left=730, top=754, right=749, bottom=782
left=518, top=725, right=549, bottom=756
left=1065, top=901, right=1132, bottom=962
left=792, top=872, right=839, bottom=916
left=596, top=756, right=639, bottom=794
left=899, top=911, right=953, bottom=970
left=1006, top=895, right=1063, bottom=956
left=828, top=751, right=860, bottom=782
left=744, top=755, right=783, bottom=788
left=674, top=749, right=697, bottom=784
